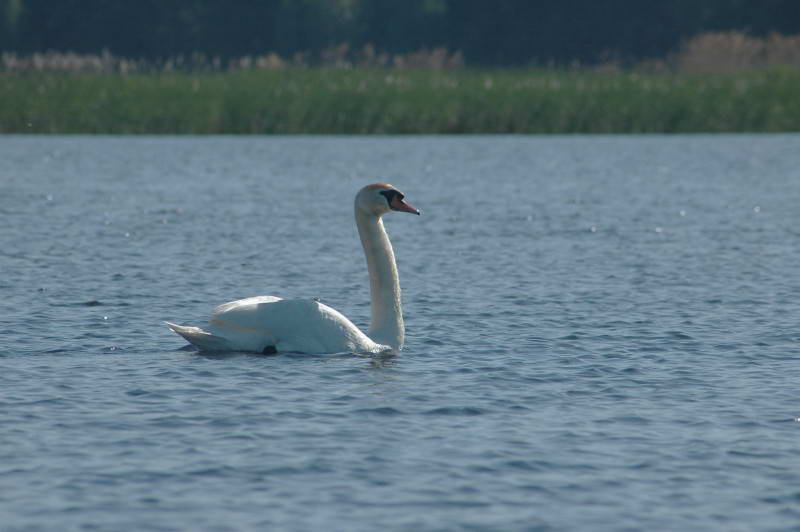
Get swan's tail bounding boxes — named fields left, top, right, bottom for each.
left=165, top=321, right=232, bottom=351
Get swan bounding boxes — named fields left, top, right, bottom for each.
left=166, top=183, right=419, bottom=354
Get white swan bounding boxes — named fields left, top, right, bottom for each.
left=166, top=183, right=419, bottom=354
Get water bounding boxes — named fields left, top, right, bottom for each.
left=2, top=135, right=800, bottom=531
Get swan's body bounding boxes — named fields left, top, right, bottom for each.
left=166, top=184, right=419, bottom=354
left=167, top=295, right=383, bottom=353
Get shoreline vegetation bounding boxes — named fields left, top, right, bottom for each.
left=2, top=32, right=800, bottom=134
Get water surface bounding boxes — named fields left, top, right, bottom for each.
left=2, top=135, right=800, bottom=531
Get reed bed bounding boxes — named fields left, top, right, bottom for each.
left=675, top=32, right=800, bottom=73
left=2, top=68, right=798, bottom=134
left=0, top=45, right=464, bottom=74
left=1, top=32, right=799, bottom=134
left=3, top=32, right=800, bottom=74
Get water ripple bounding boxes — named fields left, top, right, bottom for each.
left=2, top=135, right=800, bottom=532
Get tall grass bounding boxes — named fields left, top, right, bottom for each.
left=3, top=32, right=800, bottom=74
left=0, top=45, right=464, bottom=74
left=3, top=68, right=798, bottom=134
left=1, top=33, right=799, bottom=134
left=675, top=32, right=800, bottom=73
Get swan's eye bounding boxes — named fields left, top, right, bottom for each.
left=379, top=189, right=399, bottom=206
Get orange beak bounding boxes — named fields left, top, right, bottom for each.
left=390, top=196, right=420, bottom=215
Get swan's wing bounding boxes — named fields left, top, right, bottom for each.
left=208, top=296, right=379, bottom=354
left=165, top=321, right=235, bottom=351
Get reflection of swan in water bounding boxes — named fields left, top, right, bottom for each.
left=166, top=183, right=419, bottom=354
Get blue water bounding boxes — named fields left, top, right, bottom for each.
left=2, top=135, right=800, bottom=531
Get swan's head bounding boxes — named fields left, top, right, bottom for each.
left=356, top=183, right=420, bottom=217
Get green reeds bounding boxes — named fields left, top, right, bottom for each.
left=2, top=68, right=799, bottom=134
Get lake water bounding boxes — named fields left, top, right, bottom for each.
left=2, top=134, right=800, bottom=531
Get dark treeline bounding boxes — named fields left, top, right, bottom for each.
left=2, top=0, right=800, bottom=66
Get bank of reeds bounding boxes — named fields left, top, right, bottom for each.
left=674, top=32, right=800, bottom=73
left=0, top=45, right=464, bottom=74
left=1, top=33, right=799, bottom=134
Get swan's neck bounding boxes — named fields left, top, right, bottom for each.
left=355, top=209, right=404, bottom=350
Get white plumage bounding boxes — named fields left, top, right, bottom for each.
left=166, top=183, right=419, bottom=354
